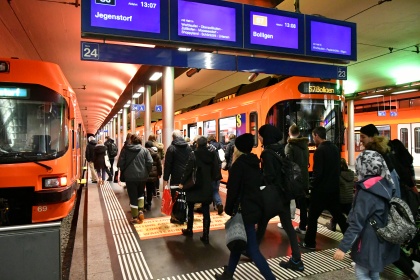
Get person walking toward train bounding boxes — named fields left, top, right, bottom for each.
left=179, top=136, right=220, bottom=244
left=300, top=126, right=348, bottom=250
left=207, top=136, right=224, bottom=215
left=215, top=133, right=276, bottom=280
left=284, top=124, right=309, bottom=235
left=144, top=141, right=162, bottom=211
left=104, top=135, right=118, bottom=181
left=223, top=134, right=236, bottom=171
left=93, top=139, right=108, bottom=187
left=163, top=130, right=192, bottom=224
left=326, top=158, right=355, bottom=232
left=85, top=136, right=98, bottom=183
left=257, top=124, right=304, bottom=272
left=117, top=135, right=153, bottom=224
left=333, top=149, right=400, bottom=280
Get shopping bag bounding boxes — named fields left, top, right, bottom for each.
left=161, top=188, right=174, bottom=216
left=171, top=191, right=187, bottom=223
left=225, top=212, right=247, bottom=252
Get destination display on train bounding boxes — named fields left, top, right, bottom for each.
left=249, top=11, right=299, bottom=49
left=0, top=87, right=29, bottom=98
left=91, top=0, right=161, bottom=34
left=177, top=0, right=236, bottom=42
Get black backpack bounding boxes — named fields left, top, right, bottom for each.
left=109, top=142, right=118, bottom=157
left=263, top=149, right=306, bottom=200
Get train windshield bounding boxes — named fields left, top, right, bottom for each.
left=266, top=99, right=344, bottom=148
left=0, top=84, right=69, bottom=163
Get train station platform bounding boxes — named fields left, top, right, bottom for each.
left=69, top=178, right=411, bottom=280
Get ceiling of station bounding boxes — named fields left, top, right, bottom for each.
left=0, top=0, right=419, bottom=134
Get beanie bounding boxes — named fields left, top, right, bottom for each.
left=360, top=124, right=379, bottom=137
left=258, top=124, right=283, bottom=146
left=235, top=133, right=254, bottom=153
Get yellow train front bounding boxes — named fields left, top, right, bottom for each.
left=0, top=58, right=82, bottom=226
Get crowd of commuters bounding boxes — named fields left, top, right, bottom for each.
left=87, top=121, right=419, bottom=280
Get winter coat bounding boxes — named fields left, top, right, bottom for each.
left=104, top=138, right=116, bottom=159
left=152, top=140, right=165, bottom=160
left=163, top=137, right=192, bottom=185
left=225, top=153, right=264, bottom=225
left=117, top=144, right=153, bottom=182
left=285, top=137, right=309, bottom=190
left=180, top=146, right=219, bottom=203
left=146, top=146, right=162, bottom=182
left=93, top=144, right=107, bottom=170
left=223, top=139, right=235, bottom=170
left=339, top=170, right=355, bottom=204
left=85, top=139, right=97, bottom=162
left=338, top=176, right=400, bottom=272
left=312, top=141, right=341, bottom=195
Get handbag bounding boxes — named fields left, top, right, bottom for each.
left=171, top=191, right=187, bottom=223
left=183, top=151, right=197, bottom=190
left=260, top=185, right=282, bottom=220
left=161, top=187, right=175, bottom=216
left=225, top=211, right=247, bottom=252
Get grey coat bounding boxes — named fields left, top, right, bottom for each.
left=117, top=144, right=153, bottom=182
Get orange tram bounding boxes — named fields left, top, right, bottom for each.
left=136, top=75, right=346, bottom=179
left=0, top=58, right=84, bottom=226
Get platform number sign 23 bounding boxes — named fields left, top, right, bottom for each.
left=81, top=42, right=99, bottom=61
left=337, top=67, right=347, bottom=80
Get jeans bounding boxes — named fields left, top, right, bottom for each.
left=212, top=180, right=222, bottom=206
left=228, top=223, right=275, bottom=280
left=96, top=168, right=106, bottom=181
left=355, top=264, right=380, bottom=280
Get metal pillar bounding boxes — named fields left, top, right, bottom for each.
left=162, top=67, right=174, bottom=151
left=117, top=113, right=122, bottom=151
left=348, top=99, right=355, bottom=166
left=123, top=108, right=128, bottom=146
left=144, top=85, right=151, bottom=144
left=131, top=99, right=136, bottom=135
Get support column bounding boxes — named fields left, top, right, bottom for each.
left=348, top=99, right=355, bottom=166
left=123, top=108, right=128, bottom=146
left=144, top=85, right=151, bottom=144
left=162, top=67, right=174, bottom=151
left=131, top=99, right=136, bottom=135
left=117, top=113, right=122, bottom=151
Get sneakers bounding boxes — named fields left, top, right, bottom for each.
left=279, top=257, right=305, bottom=272
left=130, top=218, right=141, bottom=224
left=277, top=223, right=283, bottom=228
left=298, top=242, right=316, bottom=251
left=217, top=204, right=224, bottom=215
left=138, top=211, right=144, bottom=222
left=294, top=226, right=307, bottom=234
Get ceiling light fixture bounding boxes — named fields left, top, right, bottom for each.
left=186, top=68, right=201, bottom=77
left=178, top=47, right=191, bottom=51
left=248, top=72, right=259, bottom=82
left=391, top=89, right=417, bottom=95
left=132, top=92, right=142, bottom=98
left=149, top=72, right=162, bottom=81
left=361, top=94, right=383, bottom=99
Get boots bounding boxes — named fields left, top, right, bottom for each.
left=214, top=266, right=233, bottom=280
left=182, top=218, right=193, bottom=237
left=200, top=218, right=210, bottom=244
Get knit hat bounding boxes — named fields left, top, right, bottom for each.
left=360, top=124, right=379, bottom=137
left=235, top=133, right=254, bottom=153
left=258, top=124, right=283, bottom=146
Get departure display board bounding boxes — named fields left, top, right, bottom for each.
left=82, top=0, right=169, bottom=41
left=170, top=0, right=243, bottom=48
left=244, top=5, right=304, bottom=55
left=306, top=16, right=357, bottom=61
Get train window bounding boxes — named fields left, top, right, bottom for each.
left=266, top=99, right=344, bottom=148
left=219, top=116, right=237, bottom=145
left=0, top=84, right=69, bottom=163
left=400, top=128, right=409, bottom=148
left=249, top=112, right=258, bottom=147
left=354, top=125, right=390, bottom=152
left=376, top=125, right=390, bottom=139
left=187, top=124, right=197, bottom=140
left=203, top=120, right=216, bottom=138
left=414, top=127, right=420, bottom=154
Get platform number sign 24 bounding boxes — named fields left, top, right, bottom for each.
left=82, top=43, right=99, bottom=61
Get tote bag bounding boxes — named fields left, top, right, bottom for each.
left=225, top=212, right=247, bottom=252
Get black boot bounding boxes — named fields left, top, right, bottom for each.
left=182, top=218, right=194, bottom=237
left=214, top=266, right=233, bottom=280
left=200, top=218, right=210, bottom=244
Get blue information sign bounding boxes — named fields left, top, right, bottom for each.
left=155, top=105, right=162, bottom=112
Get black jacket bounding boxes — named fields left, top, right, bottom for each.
left=312, top=140, right=341, bottom=195
left=163, top=137, right=192, bottom=185
left=93, top=144, right=107, bottom=170
left=225, top=153, right=264, bottom=225
left=146, top=147, right=162, bottom=182
left=285, top=137, right=309, bottom=190
left=104, top=138, right=116, bottom=159
left=180, top=146, right=219, bottom=203
left=223, top=139, right=235, bottom=170
left=85, top=139, right=97, bottom=162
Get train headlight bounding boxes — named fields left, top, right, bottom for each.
left=43, top=177, right=67, bottom=188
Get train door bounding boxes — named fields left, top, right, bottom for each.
left=398, top=123, right=420, bottom=166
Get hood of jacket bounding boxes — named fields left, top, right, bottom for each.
left=341, top=170, right=355, bottom=183
left=89, top=139, right=97, bottom=145
left=147, top=147, right=158, bottom=158
left=287, top=137, right=309, bottom=150
left=356, top=176, right=394, bottom=201
left=105, top=138, right=115, bottom=144
left=195, top=146, right=215, bottom=164
left=264, top=142, right=285, bottom=155
left=125, top=144, right=143, bottom=153
left=236, top=152, right=260, bottom=170
left=94, top=144, right=106, bottom=153
left=171, top=137, right=189, bottom=148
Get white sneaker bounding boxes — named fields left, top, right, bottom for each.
left=412, top=260, right=420, bottom=279
left=277, top=223, right=283, bottom=228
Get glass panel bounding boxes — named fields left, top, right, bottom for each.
left=400, top=128, right=408, bottom=148
left=249, top=112, right=258, bottom=147
left=188, top=124, right=197, bottom=141
left=203, top=120, right=216, bottom=137
left=376, top=125, right=390, bottom=139
left=414, top=127, right=420, bottom=154
left=219, top=116, right=236, bottom=145
left=0, top=86, right=68, bottom=163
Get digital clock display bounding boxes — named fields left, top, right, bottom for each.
left=90, top=0, right=161, bottom=33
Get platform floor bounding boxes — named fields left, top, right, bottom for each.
left=70, top=178, right=411, bottom=280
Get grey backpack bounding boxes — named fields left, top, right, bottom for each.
left=370, top=197, right=418, bottom=245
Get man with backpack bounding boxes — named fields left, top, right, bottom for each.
left=299, top=126, right=348, bottom=250
left=105, top=136, right=118, bottom=181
